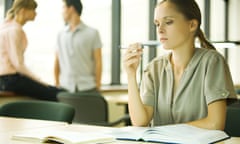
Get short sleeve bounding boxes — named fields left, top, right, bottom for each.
left=140, top=66, right=155, bottom=106
left=55, top=31, right=62, bottom=52
left=92, top=30, right=102, bottom=49
left=204, top=53, right=236, bottom=104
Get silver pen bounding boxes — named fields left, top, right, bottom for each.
left=119, top=41, right=161, bottom=49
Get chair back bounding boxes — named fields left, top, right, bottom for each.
left=57, top=92, right=108, bottom=125
left=224, top=101, right=240, bottom=137
left=0, top=100, right=75, bottom=123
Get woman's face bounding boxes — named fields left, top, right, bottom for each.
left=23, top=9, right=37, bottom=21
left=154, top=2, right=195, bottom=50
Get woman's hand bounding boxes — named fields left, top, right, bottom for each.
left=123, top=43, right=143, bottom=76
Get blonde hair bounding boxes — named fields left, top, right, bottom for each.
left=6, top=0, right=37, bottom=20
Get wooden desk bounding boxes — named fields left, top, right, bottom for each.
left=0, top=116, right=66, bottom=132
left=0, top=117, right=240, bottom=144
left=104, top=94, right=131, bottom=125
left=104, top=94, right=128, bottom=105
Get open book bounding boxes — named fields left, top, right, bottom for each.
left=109, top=124, right=230, bottom=144
left=12, top=130, right=114, bottom=144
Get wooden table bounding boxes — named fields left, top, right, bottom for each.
left=0, top=116, right=239, bottom=144
left=104, top=94, right=128, bottom=105
left=104, top=94, right=131, bottom=125
left=0, top=116, right=66, bottom=132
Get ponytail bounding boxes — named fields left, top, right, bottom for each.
left=197, top=29, right=216, bottom=50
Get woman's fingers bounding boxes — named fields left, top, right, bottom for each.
left=124, top=58, right=141, bottom=67
left=126, top=43, right=142, bottom=53
left=122, top=43, right=143, bottom=75
left=124, top=43, right=142, bottom=61
left=123, top=50, right=142, bottom=62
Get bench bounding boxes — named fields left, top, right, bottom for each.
left=0, top=91, right=34, bottom=106
left=0, top=91, right=16, bottom=96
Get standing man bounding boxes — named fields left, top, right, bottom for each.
left=54, top=0, right=102, bottom=93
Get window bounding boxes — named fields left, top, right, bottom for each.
left=81, top=0, right=112, bottom=84
left=209, top=0, right=240, bottom=84
left=24, top=0, right=63, bottom=85
left=0, top=0, right=4, bottom=22
left=120, top=0, right=149, bottom=84
left=24, top=0, right=149, bottom=85
left=224, top=0, right=240, bottom=84
left=24, top=0, right=112, bottom=85
left=8, top=0, right=240, bottom=86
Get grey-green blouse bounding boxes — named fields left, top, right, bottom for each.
left=140, top=48, right=236, bottom=126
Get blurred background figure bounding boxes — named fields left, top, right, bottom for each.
left=54, top=0, right=102, bottom=94
left=0, top=0, right=63, bottom=101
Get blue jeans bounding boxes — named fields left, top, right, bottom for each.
left=0, top=73, right=65, bottom=101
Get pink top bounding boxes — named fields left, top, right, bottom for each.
left=0, top=20, right=28, bottom=76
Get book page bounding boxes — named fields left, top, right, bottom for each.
left=12, top=132, right=47, bottom=143
left=12, top=131, right=114, bottom=144
left=108, top=124, right=229, bottom=144
left=108, top=126, right=148, bottom=141
left=142, top=124, right=229, bottom=144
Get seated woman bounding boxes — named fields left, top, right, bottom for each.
left=123, top=0, right=236, bottom=130
left=0, top=0, right=63, bottom=101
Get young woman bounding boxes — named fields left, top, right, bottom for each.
left=0, top=0, right=63, bottom=101
left=123, top=0, right=236, bottom=130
